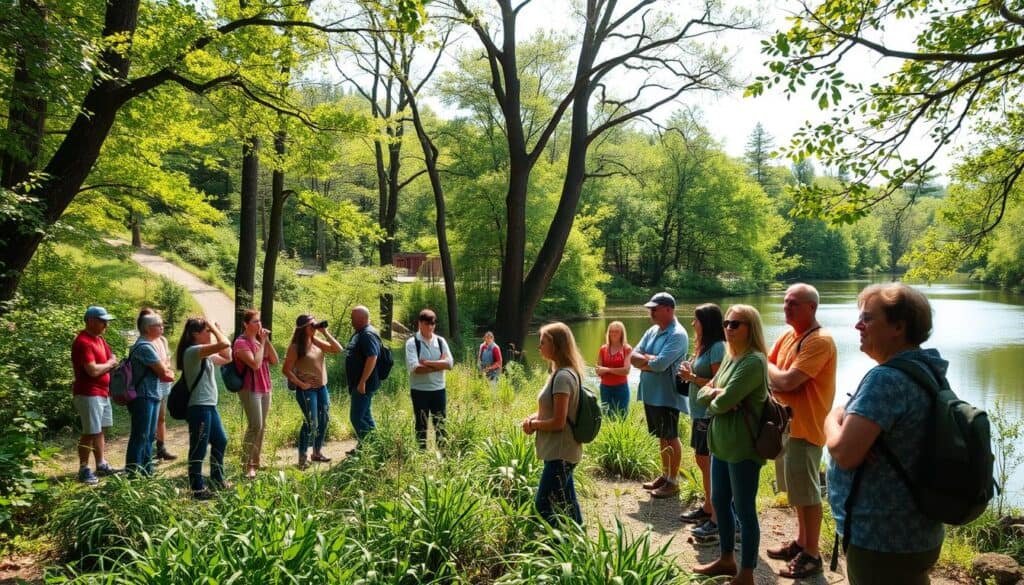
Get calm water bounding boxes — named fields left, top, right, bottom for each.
left=519, top=280, right=1024, bottom=504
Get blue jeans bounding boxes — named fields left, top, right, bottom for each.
left=296, top=386, right=330, bottom=454
left=187, top=405, right=227, bottom=492
left=349, top=387, right=376, bottom=440
left=536, top=460, right=582, bottom=525
left=599, top=383, right=630, bottom=418
left=126, top=397, right=160, bottom=475
left=711, top=456, right=762, bottom=569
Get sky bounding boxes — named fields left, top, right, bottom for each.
left=319, top=0, right=960, bottom=179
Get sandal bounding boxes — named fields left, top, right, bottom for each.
left=779, top=552, right=823, bottom=579
left=766, top=540, right=803, bottom=561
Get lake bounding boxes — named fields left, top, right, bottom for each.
left=517, top=279, right=1024, bottom=505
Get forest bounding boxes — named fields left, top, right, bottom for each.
left=3, top=0, right=1024, bottom=580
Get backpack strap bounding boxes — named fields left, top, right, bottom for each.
left=190, top=357, right=208, bottom=392
left=130, top=341, right=156, bottom=385
left=547, top=368, right=580, bottom=427
left=415, top=337, right=421, bottom=357
left=794, top=325, right=822, bottom=354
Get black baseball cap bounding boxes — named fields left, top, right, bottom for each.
left=643, top=292, right=676, bottom=308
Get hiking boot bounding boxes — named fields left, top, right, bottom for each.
left=641, top=476, right=667, bottom=490
left=156, top=447, right=177, bottom=461
left=95, top=463, right=122, bottom=477
left=767, top=540, right=803, bottom=561
left=78, top=467, right=99, bottom=485
left=650, top=481, right=680, bottom=498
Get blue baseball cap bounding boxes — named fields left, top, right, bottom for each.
left=84, top=306, right=116, bottom=321
left=643, top=292, right=676, bottom=308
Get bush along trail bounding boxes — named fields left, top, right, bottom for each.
left=0, top=248, right=998, bottom=585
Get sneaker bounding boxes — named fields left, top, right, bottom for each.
left=679, top=507, right=712, bottom=523
left=310, top=453, right=332, bottom=463
left=641, top=476, right=667, bottom=490
left=95, top=463, right=122, bottom=477
left=156, top=448, right=177, bottom=461
left=77, top=467, right=99, bottom=485
left=691, top=520, right=719, bottom=540
left=650, top=481, right=680, bottom=498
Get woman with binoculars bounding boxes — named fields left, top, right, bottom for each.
left=283, top=314, right=342, bottom=468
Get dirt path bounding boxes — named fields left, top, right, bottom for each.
left=128, top=245, right=235, bottom=327
left=587, top=475, right=966, bottom=585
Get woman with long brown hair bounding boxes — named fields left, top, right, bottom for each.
left=283, top=314, right=342, bottom=468
left=176, top=317, right=232, bottom=500
left=522, top=322, right=585, bottom=525
left=234, top=309, right=279, bottom=479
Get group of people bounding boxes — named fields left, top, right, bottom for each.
left=71, top=280, right=947, bottom=584
left=533, top=283, right=946, bottom=585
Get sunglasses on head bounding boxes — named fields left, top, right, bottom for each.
left=723, top=319, right=747, bottom=330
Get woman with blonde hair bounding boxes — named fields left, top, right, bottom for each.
left=522, top=322, right=585, bottom=525
left=692, top=304, right=769, bottom=585
left=596, top=320, right=632, bottom=417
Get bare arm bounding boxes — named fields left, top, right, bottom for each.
left=356, top=355, right=378, bottom=394
left=768, top=362, right=811, bottom=393
left=312, top=330, right=343, bottom=354
left=83, top=359, right=118, bottom=378
left=196, top=322, right=231, bottom=363
left=825, top=406, right=882, bottom=470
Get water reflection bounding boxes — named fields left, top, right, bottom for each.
left=516, top=280, right=1024, bottom=502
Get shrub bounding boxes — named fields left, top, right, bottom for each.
left=152, top=277, right=188, bottom=333
left=588, top=411, right=660, bottom=480
left=496, top=521, right=685, bottom=584
left=0, top=364, right=53, bottom=537
left=48, top=476, right=184, bottom=565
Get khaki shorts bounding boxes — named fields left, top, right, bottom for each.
left=775, top=435, right=823, bottom=506
left=73, top=395, right=113, bottom=435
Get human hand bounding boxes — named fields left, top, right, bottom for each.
left=522, top=416, right=536, bottom=435
left=357, top=381, right=367, bottom=395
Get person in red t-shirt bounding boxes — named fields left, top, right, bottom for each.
left=71, top=306, right=122, bottom=484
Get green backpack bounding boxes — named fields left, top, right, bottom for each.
left=877, top=357, right=995, bottom=525
left=564, top=370, right=602, bottom=444
left=835, top=356, right=996, bottom=570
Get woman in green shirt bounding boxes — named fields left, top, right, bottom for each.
left=692, top=304, right=769, bottom=585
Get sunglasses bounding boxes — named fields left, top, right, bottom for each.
left=723, top=319, right=748, bottom=330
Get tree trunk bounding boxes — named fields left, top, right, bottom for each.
left=235, top=136, right=259, bottom=336
left=407, top=95, right=460, bottom=344
left=260, top=129, right=286, bottom=333
left=0, top=0, right=141, bottom=307
left=2, top=0, right=48, bottom=191
left=130, top=211, right=142, bottom=247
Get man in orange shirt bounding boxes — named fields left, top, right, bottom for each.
left=766, top=284, right=837, bottom=579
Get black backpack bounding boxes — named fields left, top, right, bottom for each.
left=167, top=357, right=208, bottom=420
left=363, top=329, right=394, bottom=381
left=832, top=357, right=995, bottom=569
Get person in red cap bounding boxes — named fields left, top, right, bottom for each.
left=70, top=306, right=122, bottom=484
